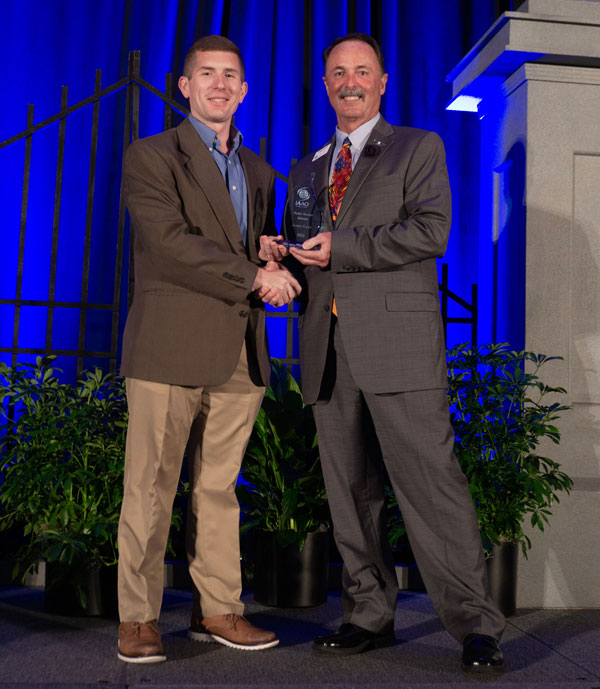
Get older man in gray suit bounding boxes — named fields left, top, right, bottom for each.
left=261, top=33, right=505, bottom=671
left=117, top=35, right=300, bottom=663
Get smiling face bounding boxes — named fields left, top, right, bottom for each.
left=323, top=40, right=388, bottom=134
left=178, top=50, right=248, bottom=131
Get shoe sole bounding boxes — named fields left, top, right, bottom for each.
left=314, top=636, right=396, bottom=655
left=188, top=629, right=279, bottom=651
left=117, top=651, right=166, bottom=663
left=188, top=630, right=214, bottom=643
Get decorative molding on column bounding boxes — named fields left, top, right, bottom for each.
left=502, top=63, right=600, bottom=99
left=446, top=1, right=600, bottom=111
left=521, top=0, right=600, bottom=21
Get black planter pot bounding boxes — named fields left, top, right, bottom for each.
left=485, top=542, right=518, bottom=617
left=253, top=529, right=329, bottom=607
left=392, top=543, right=416, bottom=566
left=44, top=563, right=118, bottom=617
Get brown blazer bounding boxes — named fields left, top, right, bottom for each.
left=286, top=117, right=452, bottom=403
left=120, top=118, right=275, bottom=387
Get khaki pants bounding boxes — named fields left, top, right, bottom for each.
left=117, top=345, right=264, bottom=623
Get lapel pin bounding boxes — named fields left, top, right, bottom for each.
left=363, top=144, right=381, bottom=157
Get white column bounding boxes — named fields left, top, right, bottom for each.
left=447, top=0, right=600, bottom=607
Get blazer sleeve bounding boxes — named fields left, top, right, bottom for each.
left=123, top=139, right=259, bottom=303
left=330, top=131, right=451, bottom=272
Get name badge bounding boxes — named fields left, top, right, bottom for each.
left=312, top=144, right=331, bottom=162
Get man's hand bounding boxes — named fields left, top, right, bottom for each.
left=259, top=235, right=290, bottom=262
left=252, top=261, right=301, bottom=307
left=289, top=232, right=331, bottom=268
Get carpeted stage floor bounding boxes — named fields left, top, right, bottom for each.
left=1, top=586, right=599, bottom=689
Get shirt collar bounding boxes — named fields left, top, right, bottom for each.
left=335, top=112, right=381, bottom=152
left=188, top=114, right=243, bottom=154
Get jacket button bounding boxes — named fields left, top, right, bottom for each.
left=323, top=305, right=330, bottom=312
left=239, top=310, right=248, bottom=317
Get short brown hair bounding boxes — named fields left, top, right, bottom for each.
left=183, top=35, right=245, bottom=80
left=322, top=33, right=385, bottom=74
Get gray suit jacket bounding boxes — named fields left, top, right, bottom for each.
left=286, top=117, right=452, bottom=403
left=120, top=118, right=275, bottom=387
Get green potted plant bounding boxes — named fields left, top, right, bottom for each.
left=0, top=357, right=127, bottom=614
left=446, top=343, right=573, bottom=615
left=236, top=358, right=330, bottom=607
left=0, top=356, right=183, bottom=615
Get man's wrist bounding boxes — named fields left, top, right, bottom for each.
left=250, top=265, right=262, bottom=294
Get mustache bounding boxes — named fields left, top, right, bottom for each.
left=338, top=88, right=365, bottom=100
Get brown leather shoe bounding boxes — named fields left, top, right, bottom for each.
left=118, top=620, right=166, bottom=663
left=188, top=612, right=213, bottom=642
left=191, top=613, right=278, bottom=650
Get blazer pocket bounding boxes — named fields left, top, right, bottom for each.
left=385, top=291, right=439, bottom=312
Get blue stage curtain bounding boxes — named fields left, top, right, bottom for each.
left=0, top=0, right=503, bottom=374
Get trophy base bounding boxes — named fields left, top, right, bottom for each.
left=275, top=239, right=320, bottom=251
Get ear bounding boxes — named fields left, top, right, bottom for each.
left=239, top=81, right=248, bottom=103
left=322, top=75, right=330, bottom=97
left=178, top=75, right=190, bottom=100
left=379, top=72, right=388, bottom=96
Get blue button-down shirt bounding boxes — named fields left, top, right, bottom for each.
left=188, top=114, right=248, bottom=244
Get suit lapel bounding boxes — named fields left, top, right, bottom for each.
left=334, top=117, right=395, bottom=228
left=239, top=148, right=258, bottom=262
left=177, top=119, right=245, bottom=255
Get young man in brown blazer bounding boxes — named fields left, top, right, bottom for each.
left=117, top=35, right=300, bottom=663
left=261, top=34, right=505, bottom=672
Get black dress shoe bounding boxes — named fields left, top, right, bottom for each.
left=314, top=623, right=355, bottom=645
left=461, top=633, right=504, bottom=672
left=314, top=623, right=395, bottom=655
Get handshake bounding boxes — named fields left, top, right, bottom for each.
left=251, top=235, right=302, bottom=308
left=252, top=260, right=300, bottom=307
left=251, top=233, right=332, bottom=307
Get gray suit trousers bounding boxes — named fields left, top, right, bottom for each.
left=313, top=321, right=505, bottom=642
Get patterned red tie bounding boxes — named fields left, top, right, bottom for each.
left=329, top=137, right=353, bottom=222
left=328, top=137, right=352, bottom=316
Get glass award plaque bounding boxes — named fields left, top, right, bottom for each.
left=279, top=181, right=323, bottom=251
